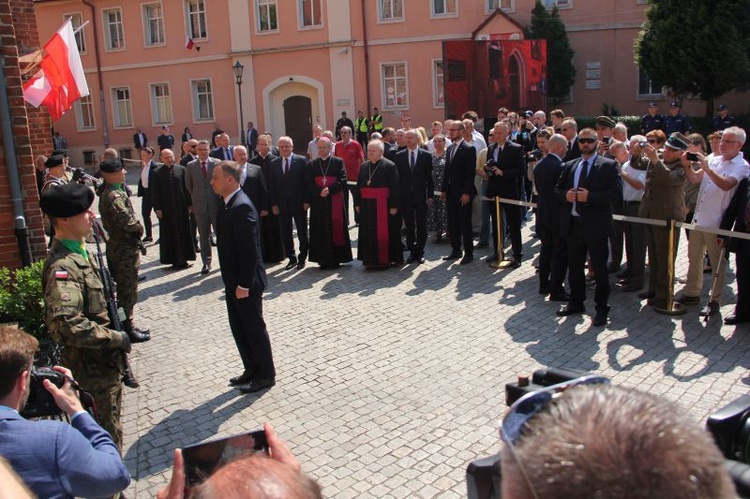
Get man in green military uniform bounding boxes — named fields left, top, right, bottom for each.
left=98, top=159, right=151, bottom=342
left=40, top=182, right=132, bottom=450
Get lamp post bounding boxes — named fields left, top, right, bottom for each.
left=233, top=61, right=245, bottom=146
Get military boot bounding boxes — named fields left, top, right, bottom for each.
left=122, top=319, right=151, bottom=343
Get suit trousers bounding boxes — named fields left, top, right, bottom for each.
left=684, top=230, right=725, bottom=301
left=492, top=202, right=522, bottom=260
left=402, top=201, right=428, bottom=257
left=733, top=241, right=750, bottom=320
left=141, top=188, right=153, bottom=239
left=622, top=202, right=647, bottom=285
left=611, top=203, right=625, bottom=268
left=568, top=218, right=610, bottom=311
left=447, top=197, right=474, bottom=255
left=225, top=287, right=276, bottom=380
left=280, top=209, right=309, bottom=260
left=194, top=211, right=217, bottom=265
left=537, top=222, right=568, bottom=294
left=646, top=224, right=680, bottom=303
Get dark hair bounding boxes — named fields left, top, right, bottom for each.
left=462, top=110, right=479, bottom=122
left=0, top=326, right=38, bottom=398
left=217, top=160, right=241, bottom=183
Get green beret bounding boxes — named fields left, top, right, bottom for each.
left=39, top=183, right=94, bottom=217
left=99, top=159, right=123, bottom=173
left=595, top=116, right=616, bottom=128
left=45, top=155, right=65, bottom=168
left=665, top=132, right=690, bottom=151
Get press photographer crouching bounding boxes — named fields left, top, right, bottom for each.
left=0, top=325, right=130, bottom=498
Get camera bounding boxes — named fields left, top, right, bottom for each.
left=639, top=141, right=649, bottom=148
left=484, top=159, right=498, bottom=175
left=687, top=152, right=700, bottom=161
left=527, top=150, right=543, bottom=161
left=20, top=367, right=65, bottom=419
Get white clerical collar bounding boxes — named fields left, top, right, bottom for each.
left=224, top=187, right=241, bottom=205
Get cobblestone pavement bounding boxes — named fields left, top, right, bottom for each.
left=121, top=192, right=750, bottom=498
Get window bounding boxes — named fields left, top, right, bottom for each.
left=432, top=0, right=457, bottom=17
left=186, top=0, right=207, bottom=39
left=191, top=79, right=214, bottom=121
left=142, top=3, right=165, bottom=46
left=65, top=13, right=86, bottom=53
left=257, top=0, right=278, bottom=32
left=433, top=60, right=444, bottom=108
left=111, top=87, right=132, bottom=128
left=379, top=0, right=403, bottom=22
left=638, top=69, right=664, bottom=98
left=103, top=8, right=124, bottom=50
left=299, top=0, right=322, bottom=28
left=75, top=95, right=95, bottom=130
left=381, top=62, right=408, bottom=109
left=486, top=0, right=515, bottom=13
left=150, top=83, right=173, bottom=124
left=543, top=0, right=571, bottom=8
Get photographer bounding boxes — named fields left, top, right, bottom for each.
left=0, top=326, right=130, bottom=498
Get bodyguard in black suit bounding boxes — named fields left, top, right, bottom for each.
left=210, top=133, right=235, bottom=161
left=554, top=128, right=622, bottom=327
left=211, top=161, right=276, bottom=394
left=233, top=145, right=269, bottom=216
left=441, top=121, right=477, bottom=264
left=133, top=128, right=148, bottom=150
left=395, top=130, right=434, bottom=264
left=720, top=176, right=750, bottom=325
left=137, top=147, right=159, bottom=242
left=269, top=137, right=310, bottom=270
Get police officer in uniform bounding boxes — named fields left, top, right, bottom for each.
left=40, top=183, right=132, bottom=450
left=640, top=102, right=665, bottom=134
left=98, top=159, right=151, bottom=342
left=370, top=107, right=384, bottom=135
left=664, top=101, right=691, bottom=135
left=712, top=104, right=738, bottom=131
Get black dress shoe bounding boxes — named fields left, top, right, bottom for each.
left=296, top=260, right=306, bottom=270
left=556, top=305, right=585, bottom=317
left=539, top=286, right=551, bottom=296
left=229, top=371, right=254, bottom=386
left=142, top=237, right=153, bottom=243
left=620, top=283, right=643, bottom=292
left=549, top=292, right=570, bottom=302
left=638, top=291, right=655, bottom=300
left=406, top=254, right=417, bottom=263
left=700, top=301, right=720, bottom=317
left=460, top=255, right=473, bottom=265
left=725, top=315, right=750, bottom=325
left=285, top=258, right=297, bottom=270
left=507, top=258, right=521, bottom=269
left=607, top=263, right=620, bottom=273
left=616, top=270, right=629, bottom=279
left=443, top=252, right=462, bottom=261
left=593, top=311, right=608, bottom=327
left=238, top=378, right=276, bottom=394
left=201, top=264, right=210, bottom=275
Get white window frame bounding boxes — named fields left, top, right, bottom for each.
left=111, top=86, right=133, bottom=128
left=380, top=61, right=408, bottom=110
left=378, top=0, right=404, bottom=23
left=431, top=0, right=458, bottom=19
left=191, top=78, right=215, bottom=122
left=64, top=12, right=87, bottom=54
left=432, top=59, right=445, bottom=109
left=185, top=0, right=208, bottom=40
left=298, top=0, right=324, bottom=29
left=486, top=0, right=515, bottom=14
left=256, top=0, right=279, bottom=33
left=102, top=8, right=125, bottom=52
left=75, top=95, right=96, bottom=131
left=150, top=82, right=173, bottom=125
left=141, top=2, right=166, bottom=47
left=636, top=68, right=664, bottom=99
left=543, top=0, right=571, bottom=9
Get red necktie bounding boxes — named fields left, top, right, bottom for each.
left=201, top=161, right=207, bottom=179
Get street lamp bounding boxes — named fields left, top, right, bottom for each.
left=232, top=61, right=245, bottom=146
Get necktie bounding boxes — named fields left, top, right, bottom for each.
left=225, top=148, right=230, bottom=160
left=449, top=144, right=456, bottom=164
left=410, top=151, right=415, bottom=170
left=201, top=161, right=207, bottom=179
left=579, top=160, right=590, bottom=187
left=284, top=158, right=289, bottom=175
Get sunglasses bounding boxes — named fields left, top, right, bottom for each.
left=577, top=138, right=597, bottom=144
left=647, top=139, right=658, bottom=144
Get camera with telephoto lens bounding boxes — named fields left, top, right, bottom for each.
left=484, top=159, right=498, bottom=176
left=466, top=368, right=750, bottom=499
left=20, top=367, right=65, bottom=419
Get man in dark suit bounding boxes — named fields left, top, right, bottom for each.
left=210, top=162, right=276, bottom=394
left=137, top=146, right=159, bottom=243
left=210, top=133, right=235, bottom=161
left=477, top=121, right=525, bottom=267
left=395, top=129, right=433, bottom=264
left=720, top=175, right=750, bottom=325
left=533, top=134, right=569, bottom=300
left=554, top=128, right=622, bottom=327
left=441, top=120, right=477, bottom=264
left=245, top=121, right=259, bottom=155
left=269, top=136, right=310, bottom=270
left=233, top=145, right=269, bottom=217
left=186, top=140, right=222, bottom=275
left=133, top=127, right=148, bottom=150
left=561, top=118, right=581, bottom=162
left=179, top=139, right=199, bottom=167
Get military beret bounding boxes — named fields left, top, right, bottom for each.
left=51, top=149, right=69, bottom=157
left=39, top=182, right=94, bottom=217
left=665, top=132, right=690, bottom=151
left=45, top=155, right=65, bottom=168
left=595, top=116, right=616, bottom=128
left=669, top=101, right=681, bottom=108
left=99, top=159, right=123, bottom=173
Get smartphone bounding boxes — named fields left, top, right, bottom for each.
left=182, top=429, right=269, bottom=487
left=686, top=152, right=699, bottom=161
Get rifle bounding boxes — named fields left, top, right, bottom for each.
left=91, top=219, right=139, bottom=389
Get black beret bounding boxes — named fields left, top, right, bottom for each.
left=99, top=159, right=123, bottom=173
left=39, top=182, right=94, bottom=217
left=595, top=116, right=616, bottom=128
left=51, top=149, right=69, bottom=157
left=665, top=132, right=690, bottom=151
left=45, top=155, right=65, bottom=168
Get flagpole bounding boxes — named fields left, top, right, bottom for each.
left=72, top=20, right=90, bottom=37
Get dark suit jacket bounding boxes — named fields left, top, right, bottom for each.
left=137, top=160, right=160, bottom=197
left=180, top=153, right=197, bottom=167
left=0, top=410, right=130, bottom=499
left=394, top=148, right=434, bottom=205
left=133, top=132, right=148, bottom=149
left=442, top=140, right=477, bottom=199
left=485, top=141, right=525, bottom=199
left=246, top=128, right=259, bottom=151
left=721, top=177, right=749, bottom=251
left=533, top=153, right=565, bottom=228
left=564, top=136, right=581, bottom=162
left=241, top=163, right=270, bottom=212
left=269, top=154, right=309, bottom=213
left=217, top=189, right=267, bottom=292
left=210, top=145, right=235, bottom=161
left=555, top=154, right=622, bottom=239
left=181, top=132, right=192, bottom=143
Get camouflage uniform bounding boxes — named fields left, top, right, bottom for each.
left=42, top=239, right=130, bottom=450
left=98, top=184, right=143, bottom=321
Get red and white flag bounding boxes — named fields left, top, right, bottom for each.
left=185, top=35, right=201, bottom=51
left=22, top=19, right=89, bottom=121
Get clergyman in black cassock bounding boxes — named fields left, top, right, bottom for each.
left=308, top=138, right=353, bottom=268
left=250, top=135, right=284, bottom=263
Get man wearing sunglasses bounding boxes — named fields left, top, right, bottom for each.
left=554, top=128, right=622, bottom=327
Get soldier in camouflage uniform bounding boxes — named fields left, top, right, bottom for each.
left=40, top=182, right=132, bottom=450
left=98, top=159, right=151, bottom=342
left=41, top=154, right=70, bottom=240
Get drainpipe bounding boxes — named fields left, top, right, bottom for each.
left=82, top=0, right=110, bottom=147
left=0, top=57, right=33, bottom=266
left=361, top=0, right=372, bottom=115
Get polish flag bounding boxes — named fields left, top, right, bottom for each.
left=185, top=35, right=201, bottom=51
left=23, top=19, right=89, bottom=121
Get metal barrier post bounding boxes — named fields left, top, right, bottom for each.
left=655, top=219, right=686, bottom=316
left=489, top=197, right=513, bottom=269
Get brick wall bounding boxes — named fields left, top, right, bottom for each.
left=0, top=0, right=49, bottom=268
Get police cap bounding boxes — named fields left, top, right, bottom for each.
left=99, top=159, right=124, bottom=173
left=44, top=155, right=65, bottom=168
left=39, top=182, right=94, bottom=217
left=595, top=116, right=616, bottom=128
left=665, top=132, right=690, bottom=151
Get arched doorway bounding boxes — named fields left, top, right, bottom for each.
left=283, top=96, right=312, bottom=154
left=508, top=55, right=521, bottom=111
